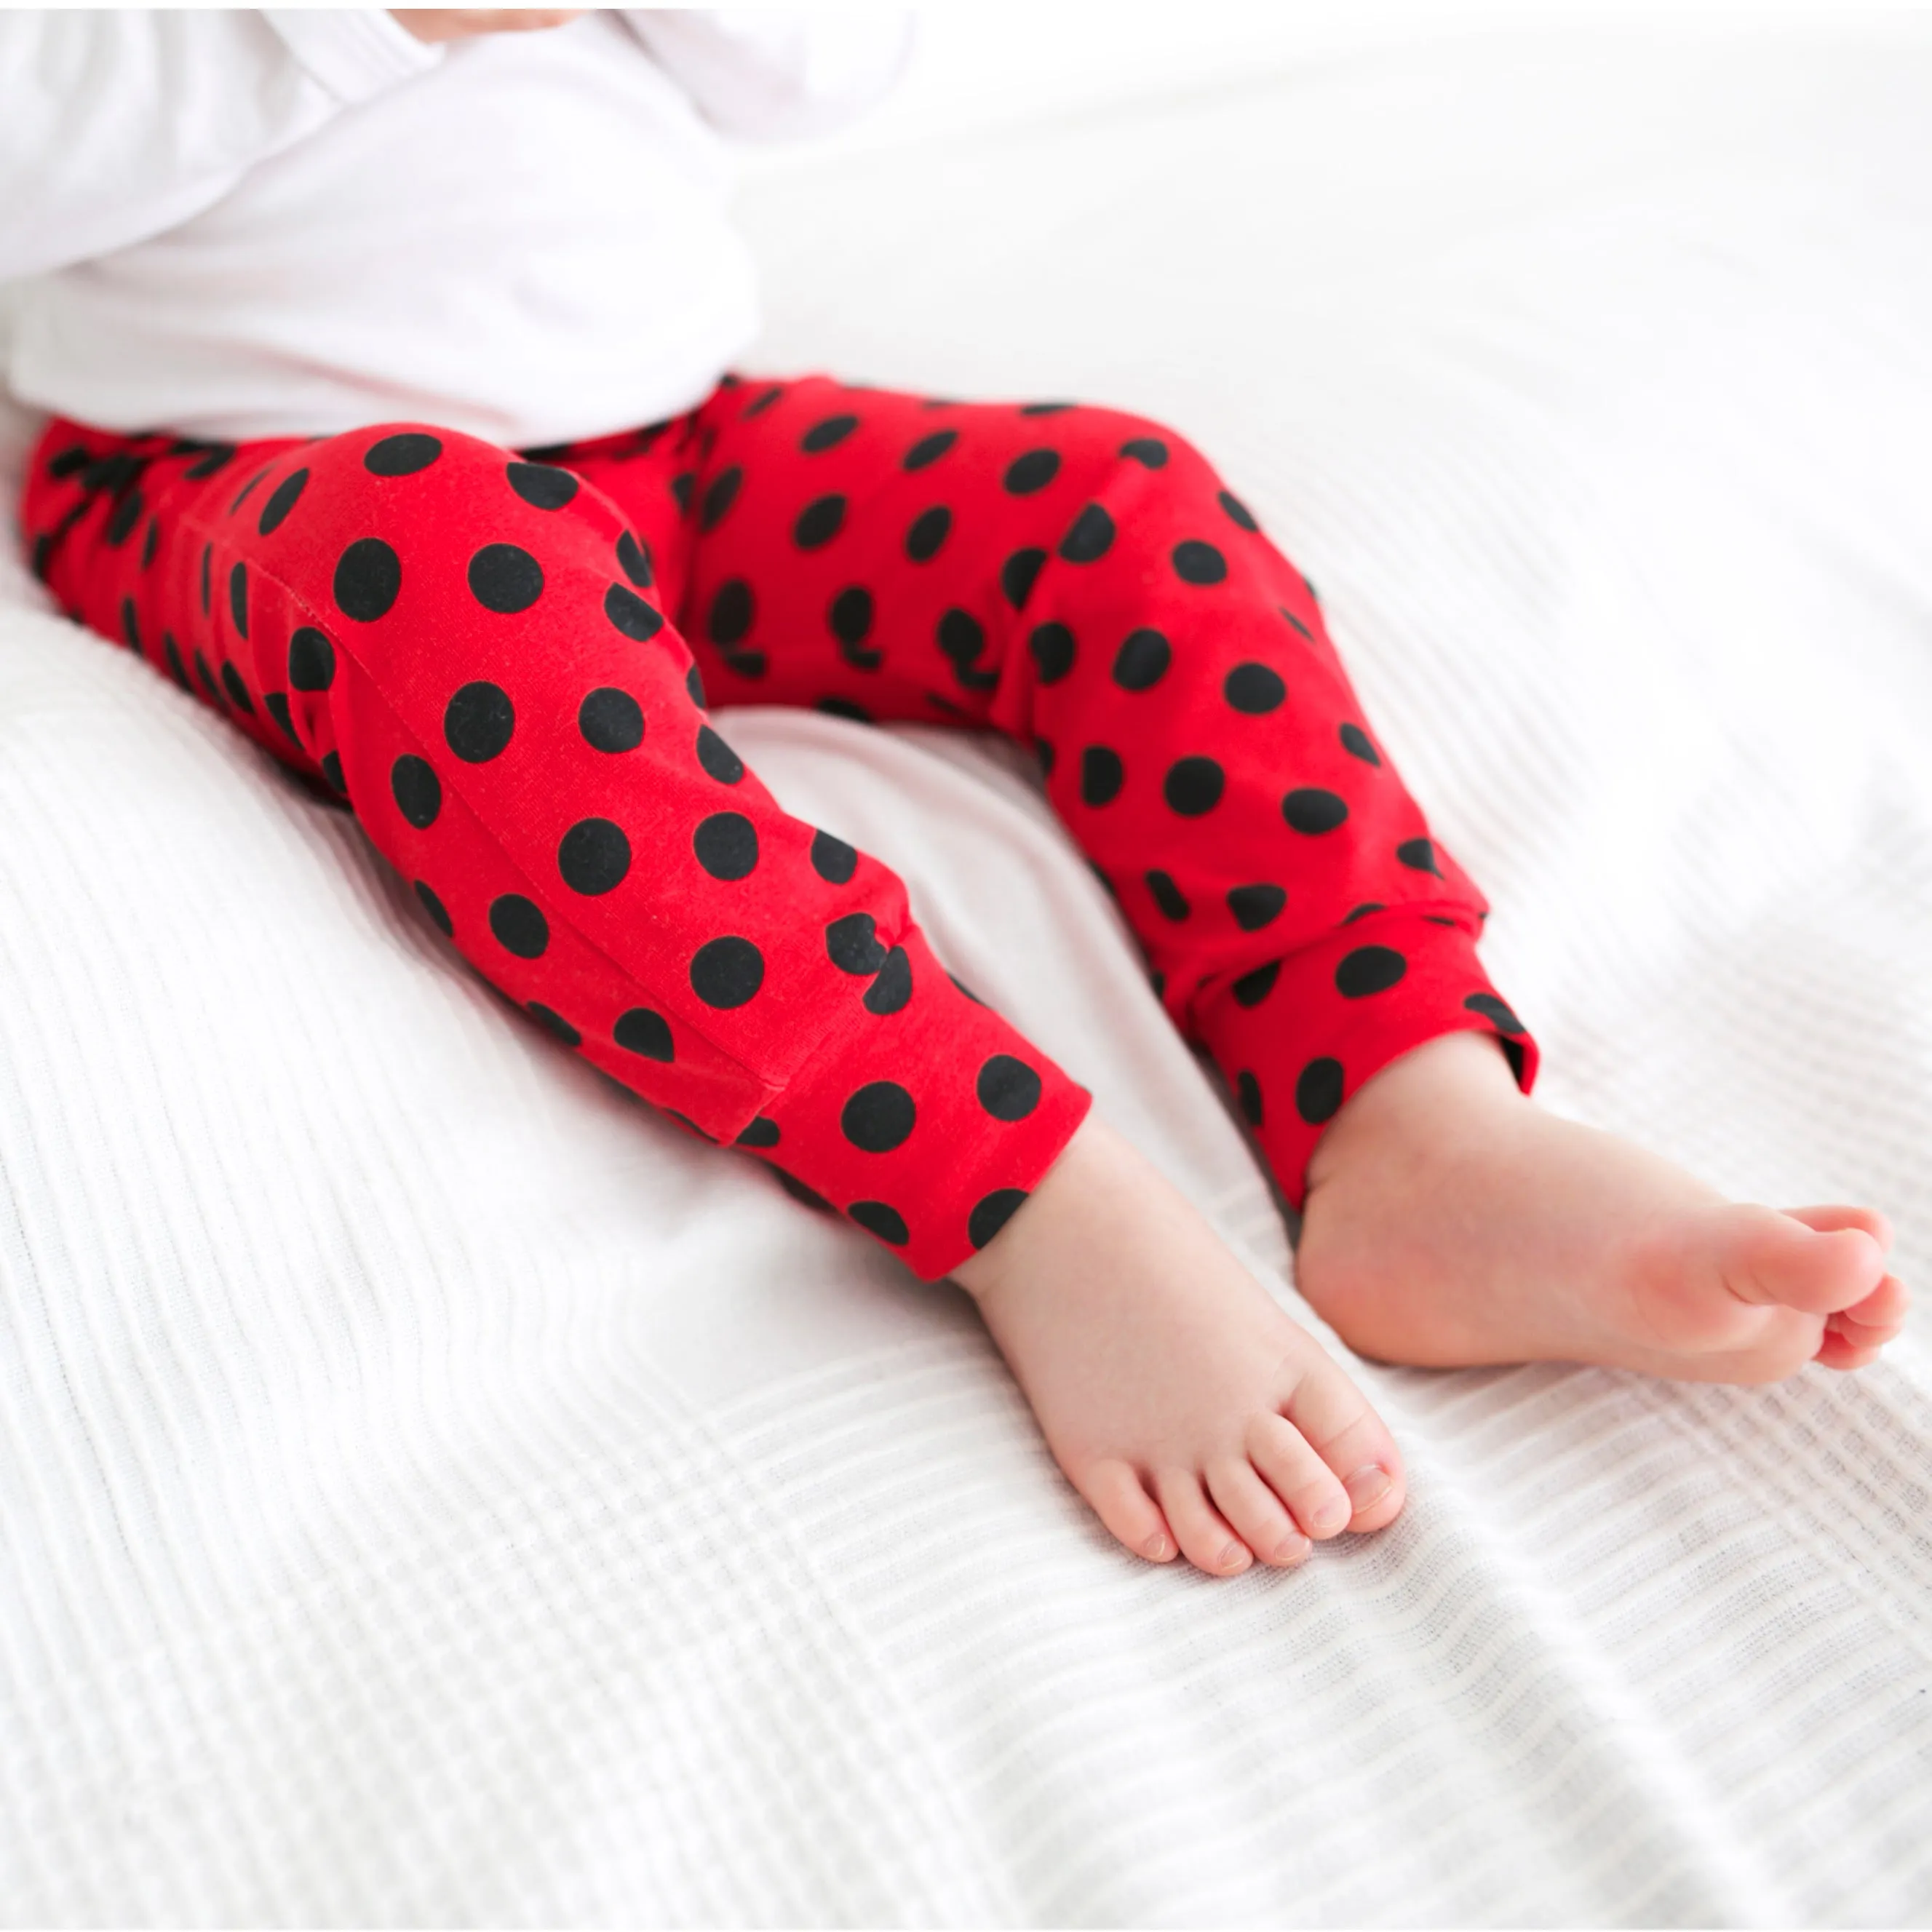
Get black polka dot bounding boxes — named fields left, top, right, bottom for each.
left=47, top=443, right=90, bottom=480
left=811, top=830, right=859, bottom=884
left=829, top=587, right=877, bottom=663
left=1081, top=745, right=1124, bottom=806
left=1283, top=788, right=1348, bottom=833
left=743, top=384, right=784, bottom=418
left=220, top=662, right=255, bottom=715
left=194, top=649, right=220, bottom=704
left=1225, top=663, right=1285, bottom=713
left=579, top=687, right=643, bottom=753
left=696, top=724, right=743, bottom=784
left=1228, top=883, right=1286, bottom=931
left=1336, top=945, right=1407, bottom=998
left=700, top=465, right=743, bottom=531
left=228, top=561, right=250, bottom=639
left=669, top=472, right=695, bottom=515
left=141, top=520, right=159, bottom=570
left=1397, top=838, right=1441, bottom=875
left=199, top=544, right=212, bottom=614
left=391, top=754, right=441, bottom=827
left=827, top=912, right=888, bottom=975
left=1340, top=723, right=1380, bottom=765
left=1297, top=1057, right=1344, bottom=1124
left=527, top=1002, right=581, bottom=1049
left=1059, top=504, right=1114, bottom=564
left=1164, top=756, right=1224, bottom=815
left=617, top=530, right=653, bottom=586
left=801, top=414, right=859, bottom=453
left=257, top=467, right=309, bottom=536
left=1119, top=437, right=1169, bottom=468
left=708, top=579, right=753, bottom=646
left=773, top=1168, right=832, bottom=1211
left=1020, top=400, right=1076, bottom=415
left=184, top=442, right=237, bottom=481
left=468, top=544, right=544, bottom=614
left=969, top=1188, right=1028, bottom=1249
left=120, top=597, right=141, bottom=653
left=1029, top=622, right=1076, bottom=683
left=1235, top=1070, right=1263, bottom=1126
left=848, top=1201, right=909, bottom=1245
left=841, top=1081, right=915, bottom=1152
left=1112, top=628, right=1170, bottom=691
left=413, top=879, right=452, bottom=937
left=365, top=432, right=441, bottom=476
left=1231, top=961, right=1280, bottom=1006
left=691, top=935, right=763, bottom=1007
left=445, top=680, right=514, bottom=762
left=905, top=505, right=950, bottom=562
left=1004, top=448, right=1060, bottom=494
left=264, top=691, right=300, bottom=744
left=863, top=945, right=912, bottom=1014
left=162, top=634, right=191, bottom=693
left=1035, top=738, right=1055, bottom=778
left=937, top=609, right=991, bottom=685
left=791, top=493, right=846, bottom=550
left=1219, top=489, right=1259, bottom=533
left=693, top=811, right=758, bottom=880
left=977, top=1055, right=1041, bottom=1121
left=614, top=1006, right=675, bottom=1060
left=103, top=490, right=143, bottom=548
left=288, top=627, right=335, bottom=691
left=736, top=1115, right=781, bottom=1148
left=605, top=584, right=664, bottom=640
left=558, top=817, right=629, bottom=894
left=333, top=538, right=401, bottom=621
left=1172, top=540, right=1228, bottom=585
left=489, top=894, right=548, bottom=957
left=507, top=461, right=579, bottom=509
left=685, top=662, right=707, bottom=708
left=1146, top=870, right=1190, bottom=920
left=903, top=429, right=957, bottom=470
left=1466, top=992, right=1527, bottom=1035
left=1343, top=902, right=1386, bottom=924
left=319, top=751, right=348, bottom=796
left=999, top=546, right=1046, bottom=610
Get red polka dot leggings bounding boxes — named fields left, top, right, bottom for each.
left=23, top=375, right=1538, bottom=1281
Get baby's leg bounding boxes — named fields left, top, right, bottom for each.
left=652, top=378, right=1905, bottom=1396
left=20, top=418, right=1089, bottom=1275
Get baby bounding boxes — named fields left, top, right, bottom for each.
left=5, top=8, right=1908, bottom=1579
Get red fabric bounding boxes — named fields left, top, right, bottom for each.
left=22, top=373, right=1536, bottom=1276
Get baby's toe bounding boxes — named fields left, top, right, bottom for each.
left=1206, top=1457, right=1312, bottom=1567
left=1155, top=1471, right=1252, bottom=1576
left=1276, top=1351, right=1407, bottom=1533
left=1247, top=1413, right=1354, bottom=1540
left=1077, top=1458, right=1177, bottom=1563
left=1728, top=1208, right=1887, bottom=1316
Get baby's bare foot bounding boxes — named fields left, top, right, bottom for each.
left=955, top=1116, right=1404, bottom=1577
left=1297, top=1031, right=1910, bottom=1380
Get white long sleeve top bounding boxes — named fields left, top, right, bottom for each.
left=0, top=9, right=911, bottom=447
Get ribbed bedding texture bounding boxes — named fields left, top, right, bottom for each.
left=1, top=22, right=1929, bottom=1925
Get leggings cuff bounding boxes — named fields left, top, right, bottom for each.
left=1193, top=908, right=1538, bottom=1209
left=745, top=924, right=1092, bottom=1281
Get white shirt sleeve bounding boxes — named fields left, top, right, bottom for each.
left=0, top=8, right=442, bottom=282
left=621, top=9, right=914, bottom=143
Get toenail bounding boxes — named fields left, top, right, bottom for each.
left=1142, top=1533, right=1173, bottom=1561
left=1311, top=1495, right=1351, bottom=1533
left=1274, top=1533, right=1313, bottom=1565
left=1344, top=1464, right=1393, bottom=1514
left=1220, top=1542, right=1250, bottom=1572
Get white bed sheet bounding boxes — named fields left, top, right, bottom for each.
left=2, top=22, right=1931, bottom=1925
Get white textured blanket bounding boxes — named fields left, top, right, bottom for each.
left=3, top=23, right=1930, bottom=1925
